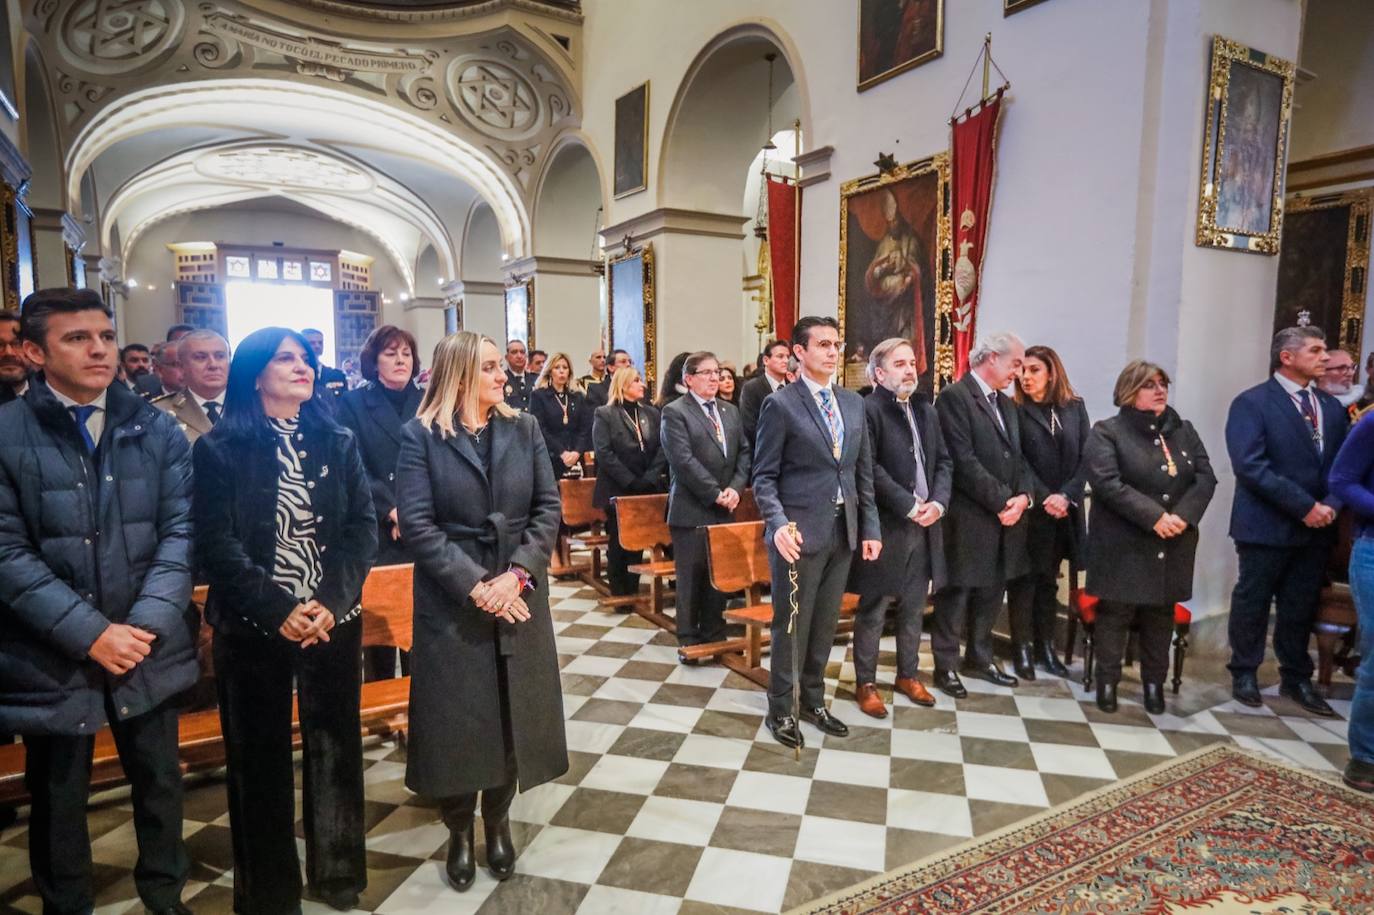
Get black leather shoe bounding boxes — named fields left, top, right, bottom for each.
left=1143, top=682, right=1166, bottom=715
left=1232, top=672, right=1263, bottom=708
left=934, top=669, right=967, bottom=699
left=1012, top=644, right=1036, bottom=681
left=1096, top=681, right=1118, bottom=712
left=765, top=714, right=804, bottom=749
left=961, top=661, right=1018, bottom=688
left=1034, top=641, right=1071, bottom=678
left=1344, top=757, right=1374, bottom=793
left=445, top=821, right=476, bottom=891
left=484, top=815, right=516, bottom=881
left=316, top=889, right=359, bottom=912
left=800, top=706, right=849, bottom=737
left=1279, top=680, right=1336, bottom=717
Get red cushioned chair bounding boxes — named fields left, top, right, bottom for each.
left=1065, top=591, right=1191, bottom=695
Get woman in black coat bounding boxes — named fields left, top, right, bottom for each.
left=528, top=351, right=592, bottom=479
left=396, top=331, right=566, bottom=892
left=1008, top=345, right=1090, bottom=680
left=1084, top=360, right=1216, bottom=715
left=193, top=327, right=378, bottom=914
left=592, top=366, right=669, bottom=595
left=337, top=325, right=423, bottom=681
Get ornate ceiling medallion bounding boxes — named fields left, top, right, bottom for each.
left=448, top=57, right=540, bottom=137
left=194, top=146, right=376, bottom=193
left=59, top=0, right=186, bottom=75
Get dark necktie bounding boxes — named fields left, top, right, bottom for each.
left=901, top=400, right=929, bottom=502
left=69, top=405, right=97, bottom=454
left=205, top=400, right=222, bottom=425
left=987, top=390, right=1006, bottom=433
left=704, top=400, right=726, bottom=456
left=1297, top=389, right=1320, bottom=449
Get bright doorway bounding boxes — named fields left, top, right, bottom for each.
left=224, top=282, right=337, bottom=366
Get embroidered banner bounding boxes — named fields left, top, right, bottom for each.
left=766, top=175, right=800, bottom=342
left=949, top=91, right=1003, bottom=379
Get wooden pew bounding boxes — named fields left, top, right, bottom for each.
left=682, top=520, right=857, bottom=687
left=0, top=567, right=417, bottom=807
left=613, top=493, right=677, bottom=631
left=551, top=478, right=607, bottom=589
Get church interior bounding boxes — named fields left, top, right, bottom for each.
left=0, top=0, right=1372, bottom=913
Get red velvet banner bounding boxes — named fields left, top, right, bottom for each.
left=766, top=175, right=800, bottom=343
left=950, top=91, right=1003, bottom=379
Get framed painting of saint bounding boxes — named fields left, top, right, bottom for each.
left=1196, top=36, right=1295, bottom=255
left=858, top=0, right=943, bottom=92
left=839, top=152, right=953, bottom=392
left=1274, top=189, right=1371, bottom=357
left=614, top=82, right=649, bottom=198
left=606, top=243, right=656, bottom=389
left=504, top=278, right=534, bottom=349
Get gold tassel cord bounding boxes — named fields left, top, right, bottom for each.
left=786, top=521, right=802, bottom=762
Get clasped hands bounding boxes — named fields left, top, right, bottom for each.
left=279, top=600, right=335, bottom=648
left=998, top=494, right=1030, bottom=527
left=714, top=487, right=741, bottom=511
left=470, top=571, right=531, bottom=624
left=1303, top=502, right=1337, bottom=529
left=1152, top=513, right=1188, bottom=539
left=1042, top=493, right=1070, bottom=520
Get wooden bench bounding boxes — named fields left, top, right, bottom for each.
left=552, top=478, right=608, bottom=590
left=0, top=566, right=417, bottom=807
left=682, top=520, right=858, bottom=687
left=613, top=493, right=677, bottom=631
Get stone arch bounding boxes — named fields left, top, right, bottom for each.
left=657, top=22, right=809, bottom=214
left=22, top=41, right=63, bottom=210
left=532, top=132, right=606, bottom=259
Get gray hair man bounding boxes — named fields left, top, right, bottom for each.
left=930, top=330, right=1037, bottom=697
left=156, top=330, right=230, bottom=443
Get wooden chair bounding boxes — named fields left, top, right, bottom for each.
left=1067, top=590, right=1191, bottom=694
left=683, top=521, right=858, bottom=686
left=612, top=493, right=677, bottom=631
left=552, top=478, right=607, bottom=589
left=357, top=563, right=415, bottom=740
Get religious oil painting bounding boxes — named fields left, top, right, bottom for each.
left=839, top=153, right=953, bottom=392
left=614, top=82, right=649, bottom=198
left=1274, top=190, right=1371, bottom=356
left=607, top=243, right=656, bottom=389
left=504, top=278, right=534, bottom=349
left=858, top=0, right=943, bottom=91
left=1196, top=36, right=1294, bottom=255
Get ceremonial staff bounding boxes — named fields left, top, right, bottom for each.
left=785, top=520, right=802, bottom=762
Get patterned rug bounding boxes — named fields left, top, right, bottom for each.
left=791, top=745, right=1374, bottom=915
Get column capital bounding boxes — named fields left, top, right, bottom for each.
left=600, top=207, right=749, bottom=254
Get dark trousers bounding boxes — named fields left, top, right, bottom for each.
left=672, top=524, right=726, bottom=645
left=1095, top=600, right=1173, bottom=686
left=1006, top=570, right=1061, bottom=648
left=363, top=646, right=410, bottom=681
left=932, top=584, right=1004, bottom=671
left=24, top=697, right=188, bottom=914
left=767, top=511, right=853, bottom=719
left=437, top=656, right=518, bottom=831
left=1227, top=541, right=1327, bottom=687
left=215, top=623, right=367, bottom=915
left=605, top=506, right=644, bottom=596
left=852, top=586, right=928, bottom=685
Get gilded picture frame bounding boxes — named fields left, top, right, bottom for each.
left=606, top=243, right=656, bottom=389
left=1274, top=189, right=1371, bottom=357
left=613, top=82, right=649, bottom=199
left=504, top=277, right=535, bottom=350
left=838, top=152, right=954, bottom=392
left=858, top=0, right=944, bottom=92
left=1196, top=36, right=1295, bottom=255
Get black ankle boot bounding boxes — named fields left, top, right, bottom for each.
left=485, top=815, right=516, bottom=880
left=446, top=820, right=476, bottom=891
left=1013, top=644, right=1036, bottom=681
left=1143, top=682, right=1166, bottom=715
left=1034, top=641, right=1070, bottom=678
left=1097, top=681, right=1118, bottom=713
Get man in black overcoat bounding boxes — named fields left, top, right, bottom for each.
left=753, top=316, right=881, bottom=749
left=848, top=338, right=952, bottom=718
left=661, top=351, right=751, bottom=648
left=932, top=332, right=1036, bottom=697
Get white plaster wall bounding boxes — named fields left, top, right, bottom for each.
left=1291, top=0, right=1374, bottom=161
left=34, top=230, right=66, bottom=289
left=405, top=305, right=448, bottom=370
left=120, top=208, right=409, bottom=348
left=463, top=291, right=505, bottom=345
left=533, top=271, right=601, bottom=365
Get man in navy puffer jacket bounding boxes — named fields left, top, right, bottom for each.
left=0, top=288, right=195, bottom=915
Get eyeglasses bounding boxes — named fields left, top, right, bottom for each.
left=691, top=369, right=722, bottom=379
left=810, top=340, right=846, bottom=353
left=1326, top=365, right=1356, bottom=374
left=1141, top=380, right=1170, bottom=391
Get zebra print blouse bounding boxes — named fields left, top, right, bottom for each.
left=269, top=417, right=323, bottom=603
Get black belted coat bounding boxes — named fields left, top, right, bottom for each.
left=395, top=411, right=567, bottom=797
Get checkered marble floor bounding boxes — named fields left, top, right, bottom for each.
left=0, top=581, right=1356, bottom=914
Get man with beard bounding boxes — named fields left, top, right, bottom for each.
left=0, top=310, right=30, bottom=403
left=1319, top=346, right=1361, bottom=411
left=121, top=343, right=153, bottom=392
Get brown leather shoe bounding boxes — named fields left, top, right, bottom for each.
left=894, top=676, right=937, bottom=708
left=855, top=683, right=887, bottom=719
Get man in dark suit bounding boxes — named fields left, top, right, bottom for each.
left=661, top=351, right=751, bottom=650
left=849, top=338, right=952, bottom=718
left=501, top=338, right=539, bottom=411
left=586, top=349, right=631, bottom=407
left=1224, top=326, right=1349, bottom=716
left=754, top=316, right=880, bottom=749
left=932, top=331, right=1035, bottom=697
left=739, top=338, right=790, bottom=448
left=302, top=327, right=348, bottom=400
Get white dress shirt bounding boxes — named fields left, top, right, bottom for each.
left=970, top=370, right=1007, bottom=433
left=801, top=373, right=844, bottom=503
left=691, top=391, right=726, bottom=458
left=51, top=386, right=108, bottom=445
left=1274, top=371, right=1324, bottom=450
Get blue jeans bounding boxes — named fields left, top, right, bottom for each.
left=1346, top=537, right=1374, bottom=764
